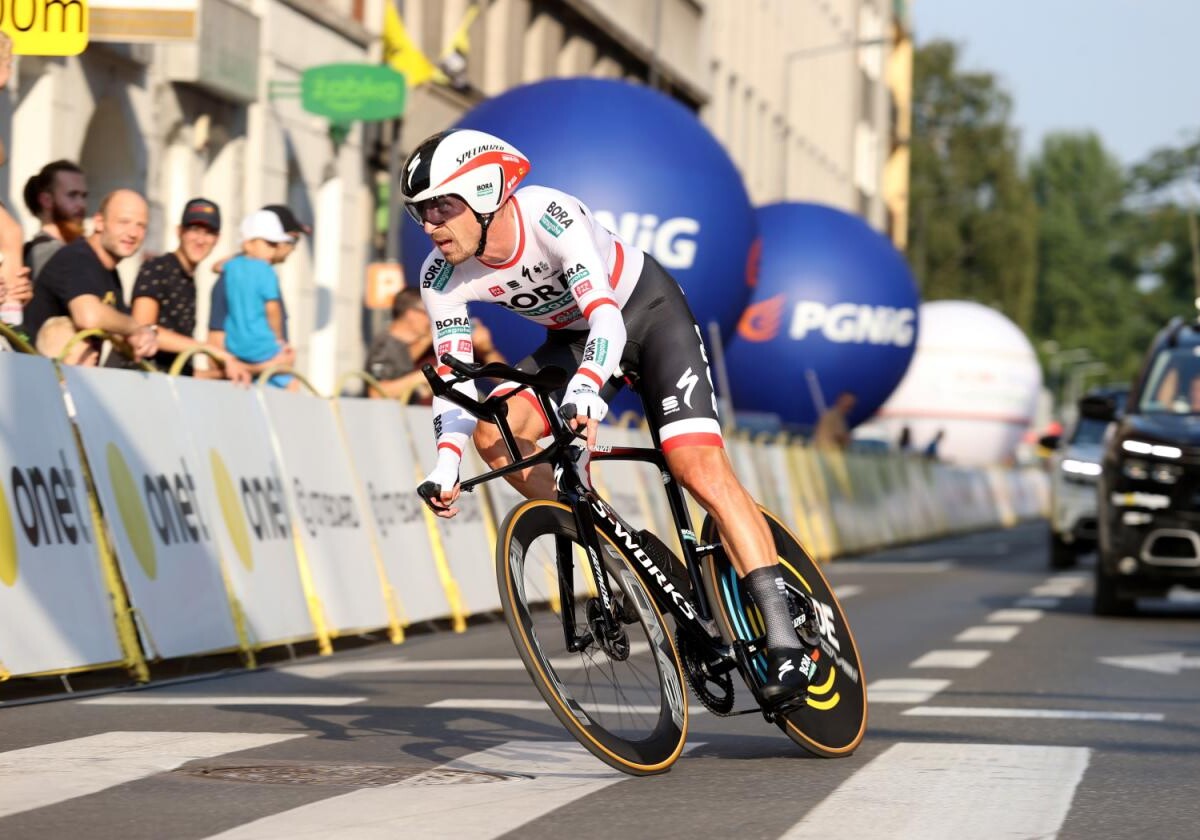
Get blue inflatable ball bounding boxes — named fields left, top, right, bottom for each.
left=402, top=78, right=757, bottom=415
left=723, top=203, right=920, bottom=431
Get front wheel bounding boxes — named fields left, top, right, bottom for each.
left=701, top=508, right=867, bottom=757
left=496, top=499, right=688, bottom=775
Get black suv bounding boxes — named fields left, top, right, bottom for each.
left=1085, top=317, right=1200, bottom=614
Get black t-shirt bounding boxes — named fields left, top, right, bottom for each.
left=22, top=238, right=127, bottom=345
left=132, top=252, right=196, bottom=373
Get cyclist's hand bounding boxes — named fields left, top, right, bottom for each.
left=418, top=479, right=461, bottom=518
left=561, top=384, right=606, bottom=450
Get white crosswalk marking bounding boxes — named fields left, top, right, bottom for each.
left=987, top=608, right=1043, bottom=623
left=954, top=625, right=1021, bottom=643
left=867, top=679, right=951, bottom=704
left=80, top=695, right=366, bottom=706
left=780, top=742, right=1090, bottom=839
left=909, top=649, right=991, bottom=668
left=0, top=732, right=302, bottom=819
left=201, top=740, right=684, bottom=840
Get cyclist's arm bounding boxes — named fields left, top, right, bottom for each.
left=421, top=264, right=478, bottom=488
left=539, top=199, right=627, bottom=403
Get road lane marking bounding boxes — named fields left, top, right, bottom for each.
left=427, top=698, right=705, bottom=716
left=954, top=625, right=1021, bottom=643
left=0, top=732, right=301, bottom=819
left=1016, top=597, right=1060, bottom=609
left=903, top=706, right=1163, bottom=722
left=202, top=740, right=696, bottom=839
left=866, top=679, right=951, bottom=704
left=80, top=695, right=367, bottom=706
left=281, top=645, right=652, bottom=680
left=833, top=584, right=864, bottom=600
left=779, top=742, right=1089, bottom=839
left=987, top=608, right=1043, bottom=623
left=1031, top=578, right=1085, bottom=597
left=827, top=561, right=953, bottom=574
left=909, top=650, right=991, bottom=669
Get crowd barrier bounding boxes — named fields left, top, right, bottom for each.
left=0, top=334, right=1049, bottom=684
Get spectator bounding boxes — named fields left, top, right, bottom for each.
left=222, top=210, right=296, bottom=389
left=923, top=428, right=946, bottom=461
left=812, top=391, right=856, bottom=450
left=129, top=198, right=249, bottom=383
left=365, top=289, right=505, bottom=403
left=21, top=160, right=88, bottom=282
left=22, top=189, right=157, bottom=364
left=0, top=32, right=32, bottom=337
left=897, top=425, right=913, bottom=454
left=208, top=203, right=308, bottom=351
left=34, top=316, right=100, bottom=366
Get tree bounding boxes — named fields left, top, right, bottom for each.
left=1028, top=132, right=1144, bottom=378
left=907, top=41, right=1038, bottom=330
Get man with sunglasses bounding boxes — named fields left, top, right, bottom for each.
left=403, top=128, right=810, bottom=705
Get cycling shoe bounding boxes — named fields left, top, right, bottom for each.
left=760, top=646, right=812, bottom=706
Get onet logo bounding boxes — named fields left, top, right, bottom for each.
left=210, top=451, right=253, bottom=572
left=106, top=444, right=157, bottom=580
left=0, top=481, right=17, bottom=587
left=737, top=294, right=786, bottom=342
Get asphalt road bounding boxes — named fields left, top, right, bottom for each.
left=1, top=521, right=1197, bottom=839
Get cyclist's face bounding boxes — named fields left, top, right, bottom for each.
left=410, top=195, right=478, bottom=265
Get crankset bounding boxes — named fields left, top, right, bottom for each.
left=787, top=588, right=822, bottom=647
left=676, top=629, right=735, bottom=715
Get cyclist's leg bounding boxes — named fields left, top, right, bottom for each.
left=631, top=265, right=809, bottom=703
left=472, top=332, right=593, bottom=500
left=472, top=388, right=557, bottom=499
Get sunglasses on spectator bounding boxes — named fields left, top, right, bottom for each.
left=405, top=195, right=469, bottom=226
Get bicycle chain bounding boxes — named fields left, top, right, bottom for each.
left=676, top=628, right=735, bottom=716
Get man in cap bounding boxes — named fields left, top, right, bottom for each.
left=130, top=198, right=249, bottom=382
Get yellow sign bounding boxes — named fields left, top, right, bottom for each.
left=0, top=480, right=17, bottom=586
left=210, top=450, right=253, bottom=572
left=1, top=0, right=89, bottom=56
left=106, top=442, right=157, bottom=579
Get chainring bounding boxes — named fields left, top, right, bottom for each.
left=676, top=628, right=735, bottom=716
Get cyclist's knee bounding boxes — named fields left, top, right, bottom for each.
left=473, top=393, right=544, bottom=466
left=667, top=446, right=739, bottom=502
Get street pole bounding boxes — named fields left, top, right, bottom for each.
left=778, top=36, right=889, bottom=202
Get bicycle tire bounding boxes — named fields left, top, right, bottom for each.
left=700, top=508, right=867, bottom=757
left=496, top=499, right=688, bottom=775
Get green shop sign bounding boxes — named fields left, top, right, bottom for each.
left=301, top=64, right=407, bottom=122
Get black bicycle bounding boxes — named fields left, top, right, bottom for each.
left=418, top=356, right=866, bottom=775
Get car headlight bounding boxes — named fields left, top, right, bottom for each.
left=1061, top=458, right=1101, bottom=477
left=1122, top=439, right=1182, bottom=459
left=1122, top=459, right=1149, bottom=480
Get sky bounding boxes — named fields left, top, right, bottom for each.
left=910, top=0, right=1199, bottom=165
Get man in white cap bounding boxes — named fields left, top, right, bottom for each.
left=220, top=209, right=297, bottom=388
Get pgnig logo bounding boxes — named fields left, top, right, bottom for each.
left=738, top=296, right=915, bottom=347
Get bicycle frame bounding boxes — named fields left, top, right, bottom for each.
left=422, top=357, right=733, bottom=658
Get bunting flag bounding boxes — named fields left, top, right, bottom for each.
left=383, top=1, right=445, bottom=88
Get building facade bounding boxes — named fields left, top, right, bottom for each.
left=0, top=0, right=910, bottom=391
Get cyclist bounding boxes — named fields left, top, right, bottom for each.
left=404, top=128, right=809, bottom=704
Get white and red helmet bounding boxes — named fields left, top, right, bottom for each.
left=401, top=129, right=531, bottom=217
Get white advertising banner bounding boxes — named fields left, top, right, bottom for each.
left=259, top=389, right=390, bottom=633
left=0, top=354, right=124, bottom=676
left=334, top=398, right=449, bottom=625
left=61, top=367, right=239, bottom=658
left=170, top=377, right=313, bottom=646
left=403, top=406, right=501, bottom=616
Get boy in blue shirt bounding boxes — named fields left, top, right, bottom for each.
left=223, top=210, right=296, bottom=388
